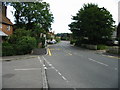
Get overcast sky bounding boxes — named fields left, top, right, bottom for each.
left=7, top=0, right=120, bottom=34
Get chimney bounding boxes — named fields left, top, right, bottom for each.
left=2, top=5, right=7, bottom=16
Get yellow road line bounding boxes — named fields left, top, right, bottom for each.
left=107, top=56, right=120, bottom=59
left=48, top=48, right=52, bottom=56
left=103, top=55, right=120, bottom=59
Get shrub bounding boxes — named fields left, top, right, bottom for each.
left=97, top=44, right=108, bottom=50
left=70, top=40, right=76, bottom=44
left=55, top=37, right=61, bottom=43
left=2, top=42, right=15, bottom=56
left=8, top=28, right=32, bottom=44
left=16, top=36, right=37, bottom=55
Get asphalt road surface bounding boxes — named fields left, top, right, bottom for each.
left=43, top=41, right=118, bottom=89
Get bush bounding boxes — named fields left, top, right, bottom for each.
left=7, top=28, right=32, bottom=44
left=70, top=40, right=76, bottom=44
left=55, top=37, right=61, bottom=43
left=2, top=42, right=15, bottom=56
left=97, top=44, right=108, bottom=50
left=16, top=36, right=37, bottom=55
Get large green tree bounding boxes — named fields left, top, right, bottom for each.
left=7, top=1, right=54, bottom=31
left=69, top=3, right=115, bottom=44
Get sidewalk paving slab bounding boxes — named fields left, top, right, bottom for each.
left=1, top=48, right=48, bottom=89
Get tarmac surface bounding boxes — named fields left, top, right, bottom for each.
left=1, top=48, right=48, bottom=90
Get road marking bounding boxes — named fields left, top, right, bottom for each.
left=88, top=58, right=109, bottom=66
left=49, top=64, right=52, bottom=66
left=51, top=66, right=55, bottom=69
left=115, top=68, right=118, bottom=70
left=48, top=48, right=52, bottom=56
left=38, top=56, right=48, bottom=89
left=102, top=55, right=120, bottom=59
left=58, top=72, right=62, bottom=76
left=44, top=67, right=47, bottom=70
left=55, top=69, right=58, bottom=72
left=62, top=76, right=67, bottom=81
left=14, top=68, right=41, bottom=71
left=42, top=56, right=69, bottom=83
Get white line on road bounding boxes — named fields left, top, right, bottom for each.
left=115, top=68, right=118, bottom=70
left=62, top=76, right=67, bottom=81
left=14, top=68, right=41, bottom=71
left=58, top=72, right=62, bottom=76
left=38, top=56, right=48, bottom=90
left=88, top=58, right=109, bottom=66
left=42, top=56, right=69, bottom=83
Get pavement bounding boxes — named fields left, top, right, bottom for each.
left=1, top=48, right=48, bottom=89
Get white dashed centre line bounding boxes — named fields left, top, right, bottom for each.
left=115, top=68, right=118, bottom=70
left=88, top=58, right=109, bottom=66
left=14, top=68, right=41, bottom=71
left=42, top=56, right=69, bottom=82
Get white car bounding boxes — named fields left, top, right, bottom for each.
left=47, top=40, right=56, bottom=44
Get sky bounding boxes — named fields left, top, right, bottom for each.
left=7, top=0, right=120, bottom=34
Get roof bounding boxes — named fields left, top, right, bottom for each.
left=0, top=30, right=8, bottom=36
left=2, top=16, right=14, bottom=25
left=0, top=14, right=14, bottom=26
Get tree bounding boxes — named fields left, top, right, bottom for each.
left=7, top=1, right=54, bottom=31
left=7, top=1, right=54, bottom=45
left=69, top=3, right=115, bottom=44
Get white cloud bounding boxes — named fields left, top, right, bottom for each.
left=7, top=6, right=15, bottom=24
left=44, top=0, right=119, bottom=33
left=7, top=0, right=120, bottom=33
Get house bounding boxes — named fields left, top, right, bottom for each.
left=0, top=5, right=13, bottom=36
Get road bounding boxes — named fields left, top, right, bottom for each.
left=2, top=41, right=119, bottom=89
left=43, top=41, right=118, bottom=89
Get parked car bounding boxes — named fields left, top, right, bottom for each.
left=47, top=40, right=56, bottom=44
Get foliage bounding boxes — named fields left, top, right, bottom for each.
left=8, top=28, right=32, bottom=44
left=7, top=1, right=54, bottom=31
left=70, top=39, right=77, bottom=44
left=69, top=3, right=115, bottom=44
left=55, top=37, right=61, bottom=43
left=2, top=42, right=15, bottom=56
left=97, top=44, right=108, bottom=50
left=3, top=29, right=37, bottom=56
left=15, top=36, right=37, bottom=55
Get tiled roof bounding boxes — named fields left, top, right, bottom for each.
left=0, top=14, right=13, bottom=25
left=2, top=15, right=14, bottom=25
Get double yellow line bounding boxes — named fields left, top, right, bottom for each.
left=48, top=48, right=52, bottom=56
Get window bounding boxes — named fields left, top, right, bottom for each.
left=7, top=25, right=10, bottom=31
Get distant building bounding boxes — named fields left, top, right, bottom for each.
left=0, top=5, right=14, bottom=36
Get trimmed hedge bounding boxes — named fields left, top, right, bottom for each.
left=2, top=29, right=37, bottom=56
left=97, top=44, right=108, bottom=50
left=70, top=40, right=76, bottom=44
left=15, top=36, right=37, bottom=55
left=2, top=42, right=15, bottom=56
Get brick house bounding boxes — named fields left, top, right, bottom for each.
left=0, top=5, right=13, bottom=36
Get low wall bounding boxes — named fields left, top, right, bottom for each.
left=81, top=44, right=97, bottom=50
left=107, top=46, right=119, bottom=54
